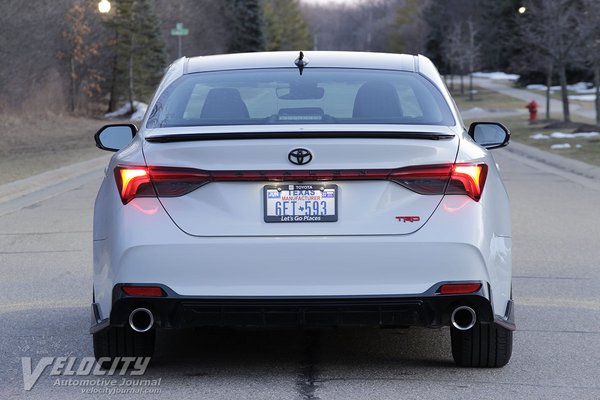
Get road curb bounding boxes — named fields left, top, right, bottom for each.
left=0, top=154, right=111, bottom=216
left=507, top=141, right=600, bottom=181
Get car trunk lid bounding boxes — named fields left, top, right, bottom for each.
left=141, top=125, right=460, bottom=237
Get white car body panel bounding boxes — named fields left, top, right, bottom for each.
left=92, top=51, right=512, bottom=332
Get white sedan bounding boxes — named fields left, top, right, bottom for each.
left=91, top=51, right=514, bottom=367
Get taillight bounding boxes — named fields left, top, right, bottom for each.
left=114, top=167, right=154, bottom=204
left=114, top=163, right=488, bottom=205
left=114, top=165, right=210, bottom=204
left=389, top=163, right=487, bottom=201
left=148, top=167, right=211, bottom=198
left=389, top=165, right=453, bottom=195
left=448, top=163, right=488, bottom=201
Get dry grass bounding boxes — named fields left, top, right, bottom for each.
left=0, top=113, right=109, bottom=185
left=452, top=87, right=527, bottom=111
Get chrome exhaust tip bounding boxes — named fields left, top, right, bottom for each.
left=128, top=308, right=154, bottom=333
left=451, top=306, right=477, bottom=331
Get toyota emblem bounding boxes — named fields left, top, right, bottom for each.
left=288, top=148, right=313, bottom=165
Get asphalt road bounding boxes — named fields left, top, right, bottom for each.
left=1, top=148, right=599, bottom=399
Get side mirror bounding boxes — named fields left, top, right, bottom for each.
left=467, top=122, right=510, bottom=149
left=94, top=124, right=137, bottom=152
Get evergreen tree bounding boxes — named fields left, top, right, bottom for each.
left=131, top=0, right=167, bottom=100
left=388, top=0, right=424, bottom=54
left=107, top=0, right=167, bottom=112
left=263, top=0, right=312, bottom=51
left=226, top=0, right=266, bottom=53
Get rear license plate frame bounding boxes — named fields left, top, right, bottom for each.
left=263, top=184, right=338, bottom=223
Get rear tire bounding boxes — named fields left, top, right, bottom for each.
left=451, top=322, right=512, bottom=367
left=93, top=326, right=155, bottom=367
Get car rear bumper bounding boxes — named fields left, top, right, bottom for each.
left=90, top=282, right=515, bottom=334
left=94, top=196, right=512, bottom=326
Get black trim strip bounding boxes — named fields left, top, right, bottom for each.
left=145, top=131, right=455, bottom=143
left=494, top=299, right=516, bottom=331
left=90, top=303, right=110, bottom=334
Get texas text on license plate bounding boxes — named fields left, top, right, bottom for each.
left=264, top=184, right=338, bottom=223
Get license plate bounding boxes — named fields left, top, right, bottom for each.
left=264, top=184, right=338, bottom=223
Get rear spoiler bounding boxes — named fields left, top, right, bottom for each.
left=145, top=132, right=455, bottom=143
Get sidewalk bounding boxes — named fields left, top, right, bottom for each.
left=473, top=78, right=596, bottom=121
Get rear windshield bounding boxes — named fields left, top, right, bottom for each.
left=146, top=68, right=455, bottom=128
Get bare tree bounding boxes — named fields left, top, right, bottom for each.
left=0, top=0, right=232, bottom=115
left=518, top=0, right=584, bottom=123
left=512, top=13, right=555, bottom=121
left=442, top=23, right=459, bottom=92
left=578, top=0, right=600, bottom=125
left=301, top=0, right=401, bottom=53
left=0, top=0, right=72, bottom=112
left=463, top=19, right=480, bottom=101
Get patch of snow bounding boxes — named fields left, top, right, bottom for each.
left=570, top=82, right=593, bottom=92
left=461, top=107, right=526, bottom=119
left=530, top=131, right=600, bottom=140
left=574, top=88, right=596, bottom=94
left=104, top=103, right=133, bottom=118
left=576, top=144, right=583, bottom=148
left=472, top=71, right=520, bottom=81
left=568, top=94, right=596, bottom=102
left=526, top=84, right=548, bottom=91
left=130, top=102, right=148, bottom=121
left=530, top=133, right=550, bottom=140
left=104, top=101, right=148, bottom=121
left=464, top=107, right=486, bottom=113
left=551, top=143, right=571, bottom=149
left=526, top=82, right=594, bottom=94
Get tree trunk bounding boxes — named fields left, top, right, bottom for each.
left=450, top=73, right=454, bottom=91
left=107, top=28, right=119, bottom=113
left=468, top=73, right=473, bottom=101
left=128, top=34, right=135, bottom=115
left=558, top=63, right=570, bottom=123
left=595, top=64, right=600, bottom=126
left=545, top=64, right=552, bottom=121
left=460, top=74, right=464, bottom=96
left=70, top=57, right=76, bottom=113
left=107, top=51, right=118, bottom=113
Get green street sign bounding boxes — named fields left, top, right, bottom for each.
left=171, top=22, right=189, bottom=36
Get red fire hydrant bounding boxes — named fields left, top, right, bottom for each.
left=526, top=100, right=538, bottom=124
